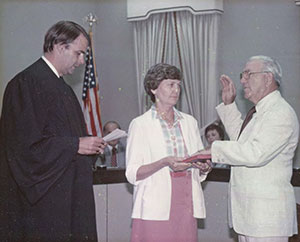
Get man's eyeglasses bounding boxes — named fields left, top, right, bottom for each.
left=240, top=71, right=270, bottom=80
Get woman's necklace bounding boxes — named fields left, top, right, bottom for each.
left=157, top=108, right=174, bottom=128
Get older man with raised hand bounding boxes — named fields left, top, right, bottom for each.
left=199, top=55, right=299, bottom=242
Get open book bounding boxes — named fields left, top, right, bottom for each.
left=182, top=154, right=211, bottom=163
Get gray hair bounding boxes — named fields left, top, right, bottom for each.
left=248, top=55, right=282, bottom=86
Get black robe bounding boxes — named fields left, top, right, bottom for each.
left=0, top=58, right=97, bottom=242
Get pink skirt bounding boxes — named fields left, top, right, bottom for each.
left=131, top=171, right=197, bottom=242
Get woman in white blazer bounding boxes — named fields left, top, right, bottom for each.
left=126, top=63, right=212, bottom=242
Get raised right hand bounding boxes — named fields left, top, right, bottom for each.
left=220, top=75, right=236, bottom=105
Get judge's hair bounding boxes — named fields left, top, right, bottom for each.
left=43, top=21, right=90, bottom=53
left=248, top=55, right=282, bottom=87
left=144, top=63, right=182, bottom=103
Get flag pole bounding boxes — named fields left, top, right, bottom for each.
left=82, top=13, right=103, bottom=136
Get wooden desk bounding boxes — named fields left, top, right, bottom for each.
left=93, top=168, right=300, bottom=186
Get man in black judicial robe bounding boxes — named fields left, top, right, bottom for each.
left=0, top=21, right=106, bottom=242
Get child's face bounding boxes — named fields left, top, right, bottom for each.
left=205, top=129, right=221, bottom=145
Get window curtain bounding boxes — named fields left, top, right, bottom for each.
left=175, top=11, right=221, bottom=132
left=133, top=13, right=179, bottom=113
left=130, top=5, right=222, bottom=133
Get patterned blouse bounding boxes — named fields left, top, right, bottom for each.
left=151, top=105, right=189, bottom=171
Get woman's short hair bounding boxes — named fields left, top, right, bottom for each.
left=205, top=123, right=225, bottom=140
left=144, top=63, right=182, bottom=102
left=43, top=21, right=90, bottom=53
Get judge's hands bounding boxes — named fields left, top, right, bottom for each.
left=220, top=75, right=236, bottom=105
left=78, top=137, right=107, bottom=155
left=165, top=156, right=192, bottom=172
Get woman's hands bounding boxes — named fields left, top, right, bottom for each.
left=165, top=156, right=192, bottom=172
left=187, top=149, right=213, bottom=175
left=136, top=153, right=212, bottom=181
left=136, top=156, right=189, bottom=181
left=165, top=155, right=212, bottom=174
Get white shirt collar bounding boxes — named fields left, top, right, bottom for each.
left=108, top=144, right=118, bottom=151
left=42, top=56, right=60, bottom=78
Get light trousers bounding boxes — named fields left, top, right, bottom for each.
left=238, top=234, right=288, bottom=242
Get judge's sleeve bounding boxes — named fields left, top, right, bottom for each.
left=2, top=76, right=79, bottom=204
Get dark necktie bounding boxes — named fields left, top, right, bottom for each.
left=237, top=106, right=256, bottom=139
left=111, top=147, right=117, bottom=167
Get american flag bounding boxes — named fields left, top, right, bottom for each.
left=82, top=44, right=103, bottom=137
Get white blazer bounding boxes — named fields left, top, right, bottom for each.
left=126, top=108, right=206, bottom=220
left=212, top=91, right=299, bottom=237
